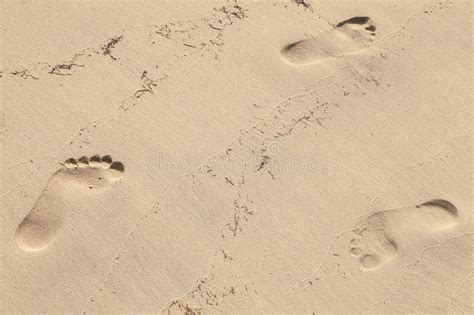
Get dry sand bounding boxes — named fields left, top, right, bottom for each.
left=0, top=0, right=472, bottom=313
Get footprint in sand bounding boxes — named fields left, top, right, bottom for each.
left=349, top=199, right=459, bottom=271
left=281, top=16, right=376, bottom=65
left=15, top=155, right=124, bottom=251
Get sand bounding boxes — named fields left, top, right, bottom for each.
left=0, top=0, right=472, bottom=313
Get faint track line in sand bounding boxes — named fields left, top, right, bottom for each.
left=159, top=181, right=264, bottom=313
left=79, top=57, right=367, bottom=313
left=0, top=156, right=56, bottom=215
left=80, top=200, right=162, bottom=314
left=281, top=232, right=473, bottom=313
left=283, top=227, right=355, bottom=297
left=369, top=133, right=472, bottom=207
left=62, top=6, right=248, bottom=146
left=152, top=71, right=370, bottom=311
left=80, top=0, right=459, bottom=197
left=9, top=1, right=456, bottom=311
left=282, top=218, right=471, bottom=312
left=371, top=0, right=452, bottom=49
left=80, top=69, right=362, bottom=313
left=2, top=5, right=247, bottom=146
left=0, top=15, right=209, bottom=75
left=5, top=0, right=439, bottom=195
left=75, top=16, right=396, bottom=309
left=2, top=6, right=247, bottom=198
left=367, top=233, right=472, bottom=313
left=446, top=271, right=473, bottom=311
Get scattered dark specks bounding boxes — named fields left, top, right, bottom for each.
left=102, top=35, right=123, bottom=60
left=294, top=0, right=313, bottom=11
left=365, top=25, right=376, bottom=32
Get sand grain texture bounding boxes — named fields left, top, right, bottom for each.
left=0, top=0, right=472, bottom=313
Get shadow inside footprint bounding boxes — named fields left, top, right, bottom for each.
left=418, top=199, right=458, bottom=217
left=336, top=16, right=371, bottom=27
